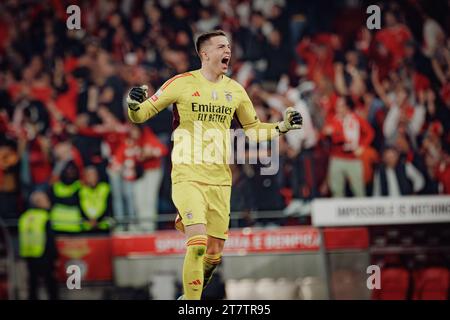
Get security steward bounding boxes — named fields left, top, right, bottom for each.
left=18, top=191, right=59, bottom=300
left=49, top=161, right=83, bottom=233
left=79, top=166, right=112, bottom=233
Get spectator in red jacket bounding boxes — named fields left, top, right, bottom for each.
left=296, top=33, right=338, bottom=83
left=322, top=95, right=375, bottom=197
left=109, top=125, right=141, bottom=230
left=374, top=10, right=413, bottom=69
left=134, top=126, right=168, bottom=232
left=27, top=135, right=52, bottom=189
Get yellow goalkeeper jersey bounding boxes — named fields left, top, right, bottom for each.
left=128, top=69, right=278, bottom=186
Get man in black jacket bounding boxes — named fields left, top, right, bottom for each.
left=373, top=146, right=425, bottom=196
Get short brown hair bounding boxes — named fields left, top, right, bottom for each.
left=195, top=30, right=227, bottom=57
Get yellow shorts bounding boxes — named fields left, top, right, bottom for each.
left=172, top=181, right=231, bottom=240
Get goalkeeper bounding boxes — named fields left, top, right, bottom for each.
left=127, top=30, right=302, bottom=300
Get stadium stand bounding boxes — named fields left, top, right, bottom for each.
left=0, top=0, right=449, bottom=300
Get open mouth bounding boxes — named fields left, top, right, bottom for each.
left=221, top=57, right=230, bottom=67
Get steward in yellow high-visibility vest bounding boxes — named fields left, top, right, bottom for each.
left=18, top=191, right=59, bottom=300
left=19, top=208, right=49, bottom=258
left=79, top=166, right=113, bottom=233
left=49, top=162, right=83, bottom=233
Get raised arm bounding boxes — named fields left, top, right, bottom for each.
left=127, top=73, right=188, bottom=123
left=234, top=87, right=302, bottom=141
left=334, top=63, right=348, bottom=95
left=371, top=65, right=391, bottom=108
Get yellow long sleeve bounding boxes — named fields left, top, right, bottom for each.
left=128, top=100, right=160, bottom=123
left=241, top=121, right=280, bottom=141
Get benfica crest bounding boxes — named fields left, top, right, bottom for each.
left=225, top=91, right=232, bottom=102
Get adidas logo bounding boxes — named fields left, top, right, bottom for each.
left=189, top=279, right=202, bottom=286
left=192, top=91, right=200, bottom=97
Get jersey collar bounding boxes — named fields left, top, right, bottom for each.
left=195, top=69, right=226, bottom=86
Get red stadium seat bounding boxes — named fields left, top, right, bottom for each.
left=372, top=268, right=410, bottom=300
left=0, top=279, right=8, bottom=300
left=412, top=268, right=449, bottom=300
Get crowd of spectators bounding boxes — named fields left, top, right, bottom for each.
left=0, top=0, right=449, bottom=231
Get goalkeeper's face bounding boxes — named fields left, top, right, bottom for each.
left=203, top=35, right=231, bottom=75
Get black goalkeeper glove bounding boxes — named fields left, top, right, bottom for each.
left=127, top=85, right=148, bottom=111
left=277, top=107, right=303, bottom=133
